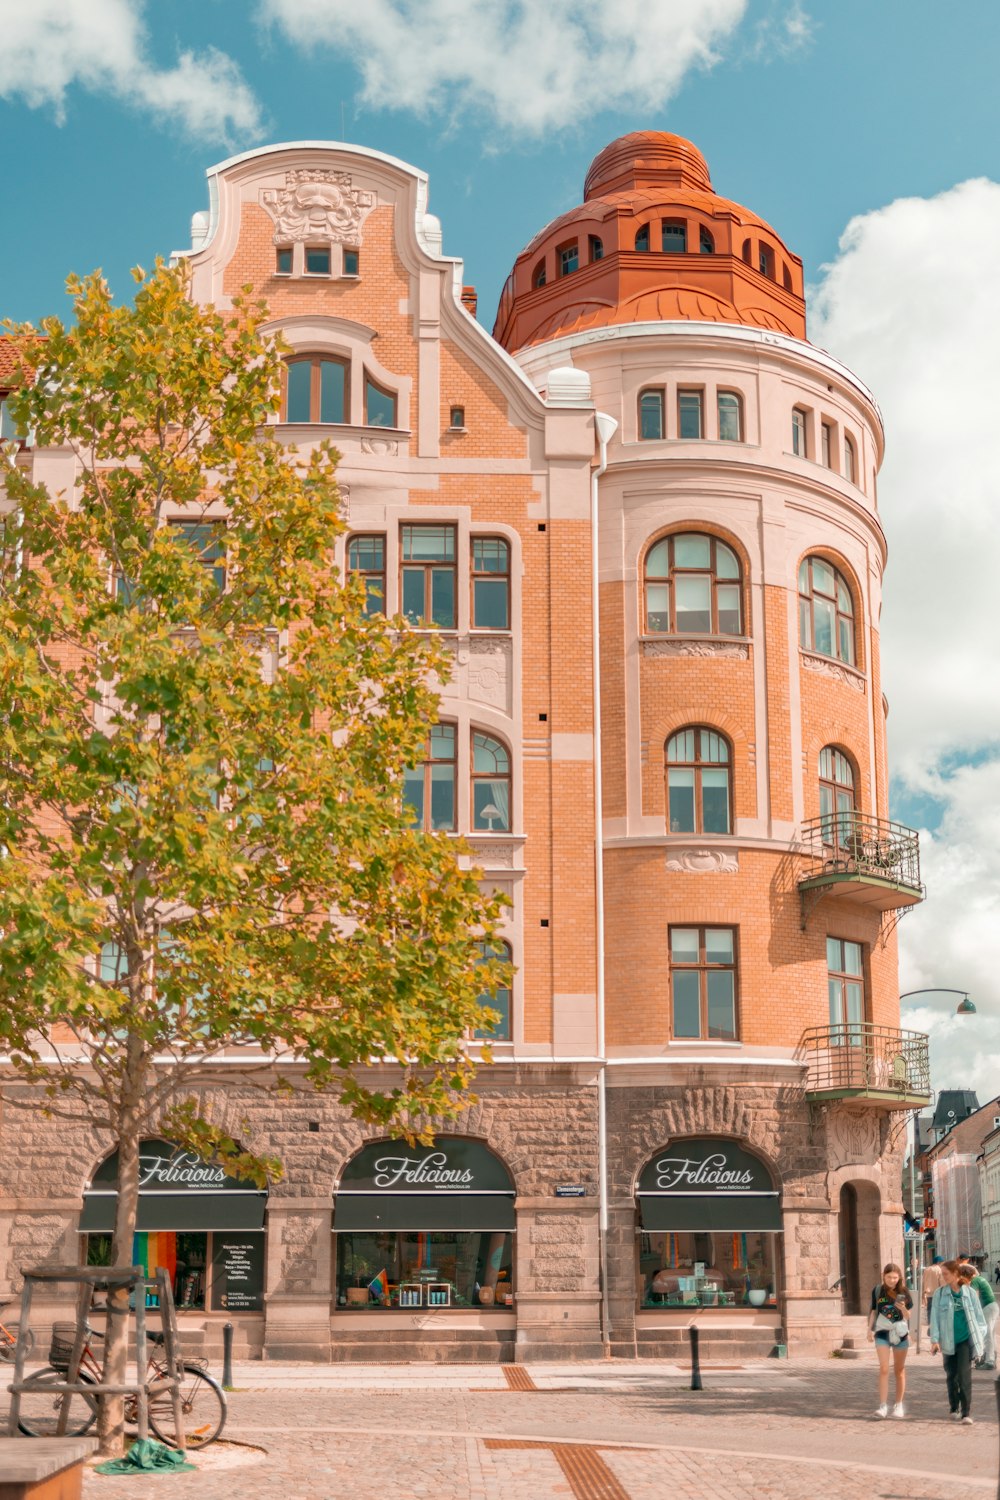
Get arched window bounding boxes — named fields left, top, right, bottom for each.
left=532, top=259, right=547, bottom=289
left=558, top=242, right=579, bottom=277
left=699, top=226, right=715, bottom=255
left=283, top=356, right=348, bottom=423
left=661, top=221, right=687, bottom=253
left=798, top=556, right=855, bottom=665
left=844, top=434, right=857, bottom=484
left=635, top=224, right=650, bottom=252
left=472, top=732, right=511, bottom=831
left=758, top=244, right=774, bottom=278
left=741, top=238, right=752, bottom=264
left=589, top=235, right=604, bottom=262
left=717, top=391, right=743, bottom=442
left=365, top=376, right=397, bottom=428
left=474, top=939, right=512, bottom=1040
left=791, top=407, right=807, bottom=457
left=403, top=723, right=456, bottom=830
left=639, top=388, right=665, bottom=441
left=644, top=533, right=742, bottom=636
left=782, top=264, right=793, bottom=291
left=819, top=746, right=856, bottom=851
left=666, top=728, right=731, bottom=834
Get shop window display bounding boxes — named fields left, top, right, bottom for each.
left=85, top=1230, right=263, bottom=1312
left=335, top=1231, right=513, bottom=1310
left=639, top=1231, right=778, bottom=1308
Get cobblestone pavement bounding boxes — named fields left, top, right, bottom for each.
left=6, top=1354, right=993, bottom=1499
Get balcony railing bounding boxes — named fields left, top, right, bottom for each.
left=799, top=1022, right=931, bottom=1107
left=798, top=812, right=924, bottom=912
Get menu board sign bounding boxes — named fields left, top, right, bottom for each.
left=210, top=1233, right=265, bottom=1312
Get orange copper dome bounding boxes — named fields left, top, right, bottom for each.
left=493, top=132, right=805, bottom=352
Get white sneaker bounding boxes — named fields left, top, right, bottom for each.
left=876, top=1404, right=888, bottom=1419
left=892, top=1403, right=905, bottom=1419
left=961, top=1416, right=974, bottom=1425
left=950, top=1411, right=962, bottom=1421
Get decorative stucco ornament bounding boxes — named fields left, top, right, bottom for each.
left=665, top=847, right=739, bottom=873
left=260, top=171, right=376, bottom=246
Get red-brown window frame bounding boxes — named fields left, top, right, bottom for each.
left=668, top=926, right=739, bottom=1041
left=281, top=356, right=350, bottom=423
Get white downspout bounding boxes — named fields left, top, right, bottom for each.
left=592, top=410, right=618, bottom=1357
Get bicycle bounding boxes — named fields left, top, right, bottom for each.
left=0, top=1303, right=35, bottom=1363
left=16, top=1320, right=226, bottom=1447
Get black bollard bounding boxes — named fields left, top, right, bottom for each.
left=689, top=1323, right=703, bottom=1391
left=222, top=1321, right=234, bottom=1389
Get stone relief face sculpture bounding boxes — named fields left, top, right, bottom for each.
left=260, top=170, right=376, bottom=246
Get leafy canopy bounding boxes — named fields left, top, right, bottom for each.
left=0, top=261, right=507, bottom=1177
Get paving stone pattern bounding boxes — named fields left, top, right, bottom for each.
left=57, top=1357, right=1000, bottom=1499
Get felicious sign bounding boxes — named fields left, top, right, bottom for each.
left=339, top=1138, right=514, bottom=1195
left=637, top=1138, right=776, bottom=1197
left=91, top=1139, right=258, bottom=1194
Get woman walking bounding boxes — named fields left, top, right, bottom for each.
left=866, top=1263, right=913, bottom=1418
left=929, top=1260, right=988, bottom=1423
left=961, top=1262, right=998, bottom=1371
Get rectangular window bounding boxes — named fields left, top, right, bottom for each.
left=169, top=520, right=226, bottom=592
left=821, top=422, right=833, bottom=469
left=639, top=389, right=664, bottom=441
left=403, top=722, right=456, bottom=830
left=471, top=537, right=510, bottom=630
left=844, top=436, right=856, bottom=484
left=827, top=937, right=865, bottom=1044
left=669, top=927, right=737, bottom=1041
left=275, top=247, right=293, bottom=275
left=365, top=377, right=397, bottom=428
left=347, top=534, right=386, bottom=616
left=343, top=249, right=360, bottom=276
left=401, top=524, right=456, bottom=629
left=449, top=406, right=466, bottom=429
left=305, top=246, right=331, bottom=274
left=792, top=408, right=807, bottom=457
left=589, top=235, right=604, bottom=262
left=678, top=389, right=703, bottom=440
left=558, top=243, right=579, bottom=276
left=661, top=222, right=687, bottom=253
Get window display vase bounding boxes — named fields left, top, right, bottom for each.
left=748, top=1288, right=768, bottom=1307
left=478, top=1285, right=495, bottom=1306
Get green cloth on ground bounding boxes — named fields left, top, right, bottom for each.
left=95, top=1437, right=196, bottom=1475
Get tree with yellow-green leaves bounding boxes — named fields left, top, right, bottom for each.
left=0, top=262, right=507, bottom=1452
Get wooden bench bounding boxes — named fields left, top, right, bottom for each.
left=0, top=1438, right=97, bottom=1500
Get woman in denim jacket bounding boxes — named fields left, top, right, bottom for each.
left=929, top=1260, right=987, bottom=1423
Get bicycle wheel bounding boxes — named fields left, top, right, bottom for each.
left=0, top=1324, right=34, bottom=1362
left=148, top=1363, right=227, bottom=1449
left=16, top=1367, right=98, bottom=1437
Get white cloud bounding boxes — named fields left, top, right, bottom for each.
left=749, top=1, right=814, bottom=60
left=0, top=0, right=263, bottom=144
left=810, top=182, right=1000, bottom=1091
left=260, top=0, right=748, bottom=135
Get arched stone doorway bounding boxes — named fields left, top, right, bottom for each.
left=838, top=1179, right=881, bottom=1315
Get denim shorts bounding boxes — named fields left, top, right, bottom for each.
left=875, top=1331, right=908, bottom=1347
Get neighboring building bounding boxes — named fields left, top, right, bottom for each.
left=930, top=1089, right=980, bottom=1143
left=0, top=131, right=931, bottom=1361
left=924, top=1095, right=1000, bottom=1260
left=979, top=1122, right=1000, bottom=1275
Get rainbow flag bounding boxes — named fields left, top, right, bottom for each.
left=132, top=1232, right=178, bottom=1284
left=368, top=1269, right=389, bottom=1303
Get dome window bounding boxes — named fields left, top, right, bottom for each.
left=635, top=224, right=650, bottom=252
left=699, top=226, right=715, bottom=255
left=589, top=235, right=604, bottom=262
left=558, top=242, right=579, bottom=277
left=532, top=258, right=547, bottom=289
left=758, top=244, right=774, bottom=279
left=741, top=238, right=752, bottom=265
left=661, top=221, right=687, bottom=254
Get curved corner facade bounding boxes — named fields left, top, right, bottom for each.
left=0, top=131, right=927, bottom=1363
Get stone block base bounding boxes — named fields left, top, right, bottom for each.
left=263, top=1296, right=332, bottom=1361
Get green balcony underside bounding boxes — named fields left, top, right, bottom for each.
left=798, top=870, right=925, bottom=911
left=806, top=1085, right=932, bottom=1107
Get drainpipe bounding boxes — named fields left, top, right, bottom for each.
left=592, top=411, right=618, bottom=1357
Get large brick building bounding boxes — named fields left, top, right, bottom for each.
left=0, top=132, right=931, bottom=1361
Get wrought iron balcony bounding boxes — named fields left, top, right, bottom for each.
left=799, top=813, right=924, bottom=913
left=799, top=1022, right=931, bottom=1108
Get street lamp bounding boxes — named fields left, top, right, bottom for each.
left=899, top=987, right=976, bottom=1015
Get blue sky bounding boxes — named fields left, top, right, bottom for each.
left=3, top=0, right=1000, bottom=1089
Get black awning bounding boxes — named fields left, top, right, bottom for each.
left=638, top=1194, right=782, bottom=1233
left=334, top=1193, right=515, bottom=1232
left=80, top=1193, right=267, bottom=1233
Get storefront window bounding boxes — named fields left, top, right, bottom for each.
left=639, top=1230, right=778, bottom=1308
left=335, top=1230, right=513, bottom=1310
left=80, top=1139, right=267, bottom=1314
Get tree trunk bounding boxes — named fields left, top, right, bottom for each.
left=96, top=1045, right=146, bottom=1456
